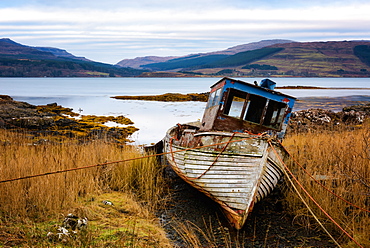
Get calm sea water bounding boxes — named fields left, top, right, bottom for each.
left=1, top=77, right=370, bottom=144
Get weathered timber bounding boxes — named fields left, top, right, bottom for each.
left=161, top=78, right=295, bottom=229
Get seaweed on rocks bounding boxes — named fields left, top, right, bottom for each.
left=0, top=95, right=138, bottom=143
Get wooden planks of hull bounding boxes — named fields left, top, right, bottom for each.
left=163, top=125, right=287, bottom=229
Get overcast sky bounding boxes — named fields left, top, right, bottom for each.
left=1, top=0, right=370, bottom=64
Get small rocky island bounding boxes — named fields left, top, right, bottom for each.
left=112, top=92, right=209, bottom=102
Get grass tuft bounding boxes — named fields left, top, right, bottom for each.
left=283, top=122, right=370, bottom=247
left=0, top=129, right=170, bottom=247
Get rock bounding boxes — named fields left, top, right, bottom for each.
left=0, top=95, right=13, bottom=101
left=343, top=103, right=370, bottom=114
left=102, top=200, right=114, bottom=205
left=288, top=106, right=369, bottom=133
left=47, top=213, right=88, bottom=242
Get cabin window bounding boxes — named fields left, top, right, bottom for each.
left=206, top=88, right=222, bottom=108
left=244, top=94, right=267, bottom=124
left=263, top=100, right=287, bottom=129
left=223, top=88, right=288, bottom=130
left=223, top=90, right=247, bottom=118
left=229, top=96, right=245, bottom=118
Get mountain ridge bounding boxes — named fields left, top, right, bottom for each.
left=1, top=38, right=370, bottom=77
left=0, top=38, right=146, bottom=77
left=133, top=40, right=370, bottom=77
left=32, top=47, right=91, bottom=62
left=116, top=39, right=294, bottom=69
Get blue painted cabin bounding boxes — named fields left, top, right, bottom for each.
left=200, top=77, right=296, bottom=139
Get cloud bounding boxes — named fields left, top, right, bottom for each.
left=0, top=1, right=370, bottom=63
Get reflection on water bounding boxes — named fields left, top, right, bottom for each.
left=15, top=94, right=370, bottom=145
left=2, top=77, right=370, bottom=144
left=279, top=89, right=370, bottom=98
left=295, top=95, right=370, bottom=111
left=15, top=96, right=206, bottom=145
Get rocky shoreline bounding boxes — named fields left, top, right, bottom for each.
left=2, top=94, right=369, bottom=139
left=0, top=95, right=138, bottom=143
left=288, top=104, right=369, bottom=133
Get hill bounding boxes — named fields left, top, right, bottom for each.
left=117, top=55, right=178, bottom=69
left=0, top=38, right=146, bottom=77
left=3, top=38, right=370, bottom=77
left=32, top=46, right=91, bottom=62
left=252, top=41, right=370, bottom=77
left=125, top=40, right=370, bottom=77
left=116, top=39, right=293, bottom=69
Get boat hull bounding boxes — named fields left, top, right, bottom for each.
left=163, top=123, right=287, bottom=229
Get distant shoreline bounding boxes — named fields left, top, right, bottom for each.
left=111, top=91, right=370, bottom=113
left=112, top=86, right=370, bottom=102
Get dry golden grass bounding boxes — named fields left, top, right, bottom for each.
left=2, top=121, right=369, bottom=247
left=172, top=219, right=234, bottom=248
left=283, top=123, right=370, bottom=247
left=104, top=146, right=167, bottom=213
left=0, top=129, right=169, bottom=247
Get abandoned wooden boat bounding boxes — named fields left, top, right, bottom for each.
left=162, top=77, right=296, bottom=229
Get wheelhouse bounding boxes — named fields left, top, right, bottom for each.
left=200, top=77, right=296, bottom=138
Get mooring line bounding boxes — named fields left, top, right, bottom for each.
left=277, top=140, right=370, bottom=214
left=1, top=132, right=365, bottom=247
left=268, top=141, right=363, bottom=248
left=0, top=135, right=262, bottom=184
